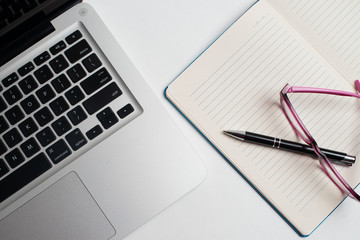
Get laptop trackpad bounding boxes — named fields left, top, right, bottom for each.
left=0, top=172, right=115, bottom=240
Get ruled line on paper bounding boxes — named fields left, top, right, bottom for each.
left=213, top=37, right=296, bottom=124
left=219, top=55, right=314, bottom=130
left=283, top=0, right=360, bottom=75
left=294, top=0, right=312, bottom=15
left=254, top=69, right=326, bottom=172
left=290, top=0, right=302, bottom=11
left=299, top=1, right=318, bottom=20
left=246, top=66, right=324, bottom=153
left=326, top=7, right=360, bottom=46
left=308, top=0, right=336, bottom=28
left=231, top=51, right=312, bottom=135
left=210, top=36, right=294, bottom=126
left=204, top=31, right=293, bottom=116
left=199, top=28, right=286, bottom=109
left=303, top=1, right=323, bottom=24
left=230, top=59, right=321, bottom=137
left=194, top=24, right=282, bottom=106
left=321, top=3, right=355, bottom=40
left=212, top=41, right=302, bottom=127
left=189, top=16, right=275, bottom=99
left=312, top=1, right=343, bottom=32
left=299, top=179, right=328, bottom=211
left=290, top=168, right=321, bottom=203
left=277, top=157, right=307, bottom=191
left=317, top=2, right=349, bottom=35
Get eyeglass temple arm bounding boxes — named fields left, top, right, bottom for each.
left=287, top=80, right=360, bottom=98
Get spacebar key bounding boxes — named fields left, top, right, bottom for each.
left=0, top=153, right=52, bottom=203
left=83, top=82, right=122, bottom=115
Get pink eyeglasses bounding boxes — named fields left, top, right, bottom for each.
left=280, top=81, right=360, bottom=201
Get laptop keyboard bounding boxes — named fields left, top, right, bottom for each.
left=0, top=29, right=140, bottom=203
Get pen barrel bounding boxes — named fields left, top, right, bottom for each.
left=244, top=132, right=353, bottom=165
left=280, top=139, right=346, bottom=161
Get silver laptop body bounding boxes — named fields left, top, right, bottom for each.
left=0, top=1, right=206, bottom=239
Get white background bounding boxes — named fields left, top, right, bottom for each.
left=85, top=0, right=360, bottom=239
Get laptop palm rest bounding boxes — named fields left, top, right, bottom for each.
left=0, top=172, right=115, bottom=240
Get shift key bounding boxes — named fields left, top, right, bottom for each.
left=83, top=82, right=122, bottom=115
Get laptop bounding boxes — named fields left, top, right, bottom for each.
left=0, top=1, right=207, bottom=239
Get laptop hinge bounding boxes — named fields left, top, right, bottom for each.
left=0, top=0, right=82, bottom=67
left=0, top=13, right=55, bottom=67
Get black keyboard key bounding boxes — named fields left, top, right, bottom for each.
left=64, top=39, right=92, bottom=63
left=46, top=139, right=71, bottom=164
left=51, top=74, right=71, bottom=93
left=0, top=116, right=9, bottom=134
left=65, top=30, right=82, bottom=45
left=3, top=85, right=22, bottom=105
left=3, top=128, right=23, bottom=148
left=34, top=106, right=54, bottom=127
left=18, top=62, right=35, bottom=76
left=0, top=153, right=52, bottom=203
left=117, top=104, right=134, bottom=119
left=83, top=82, right=122, bottom=115
left=0, top=140, right=7, bottom=155
left=96, top=107, right=118, bottom=129
left=23, top=1, right=38, bottom=13
left=67, top=105, right=87, bottom=126
left=19, top=117, right=38, bottom=137
left=51, top=116, right=71, bottom=136
left=49, top=96, right=69, bottom=116
left=65, top=128, right=87, bottom=151
left=80, top=67, right=112, bottom=95
left=19, top=75, right=38, bottom=94
left=5, top=148, right=25, bottom=168
left=36, top=84, right=55, bottom=104
left=11, top=2, right=22, bottom=12
left=34, top=51, right=50, bottom=66
left=20, top=138, right=40, bottom=158
left=65, top=86, right=85, bottom=105
left=2, top=72, right=19, bottom=87
left=86, top=125, right=103, bottom=140
left=0, top=96, right=7, bottom=113
left=50, top=40, right=66, bottom=55
left=49, top=54, right=69, bottom=74
left=82, top=53, right=102, bottom=73
left=36, top=127, right=56, bottom=147
left=0, top=159, right=9, bottom=178
left=7, top=11, right=22, bottom=23
left=1, top=8, right=11, bottom=20
left=67, top=63, right=86, bottom=83
left=5, top=105, right=24, bottom=125
left=20, top=95, right=40, bottom=114
left=34, top=65, right=53, bottom=84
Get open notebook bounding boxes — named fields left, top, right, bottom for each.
left=166, top=0, right=360, bottom=236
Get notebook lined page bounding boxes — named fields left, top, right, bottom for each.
left=167, top=1, right=360, bottom=235
left=267, top=0, right=360, bottom=82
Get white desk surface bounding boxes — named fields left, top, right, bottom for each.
left=85, top=0, right=360, bottom=239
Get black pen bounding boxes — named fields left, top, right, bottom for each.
left=223, top=130, right=356, bottom=166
